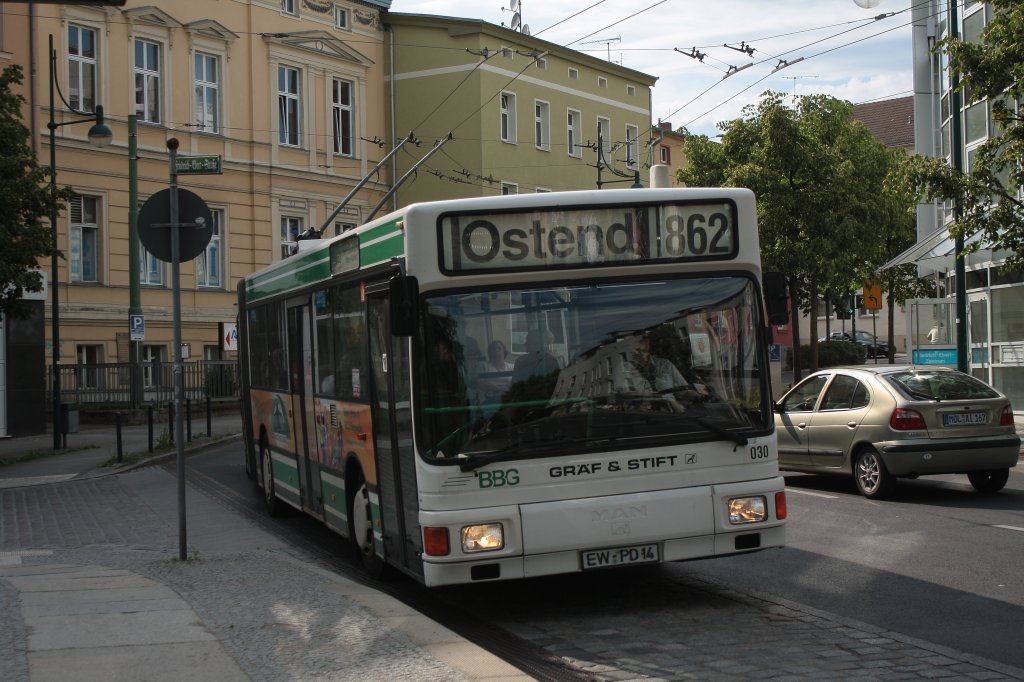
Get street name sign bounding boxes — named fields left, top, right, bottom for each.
left=174, top=155, right=222, bottom=174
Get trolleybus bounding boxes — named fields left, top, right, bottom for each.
left=238, top=187, right=789, bottom=586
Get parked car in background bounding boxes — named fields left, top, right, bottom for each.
left=775, top=366, right=1019, bottom=498
left=820, top=329, right=890, bottom=358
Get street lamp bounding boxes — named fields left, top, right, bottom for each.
left=47, top=33, right=112, bottom=449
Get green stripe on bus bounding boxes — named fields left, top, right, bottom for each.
left=271, top=457, right=299, bottom=489
left=359, top=220, right=405, bottom=266
left=246, top=250, right=332, bottom=302
left=321, top=478, right=347, bottom=517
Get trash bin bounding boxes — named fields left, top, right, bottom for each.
left=61, top=403, right=79, bottom=434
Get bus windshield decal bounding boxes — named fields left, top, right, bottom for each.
left=440, top=201, right=736, bottom=273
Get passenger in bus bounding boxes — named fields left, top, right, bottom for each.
left=624, top=335, right=706, bottom=405
left=475, top=340, right=515, bottom=405
left=511, top=328, right=562, bottom=385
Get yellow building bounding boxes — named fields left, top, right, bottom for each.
left=2, top=0, right=391, bottom=384
left=383, top=13, right=657, bottom=204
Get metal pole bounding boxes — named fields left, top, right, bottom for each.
left=947, top=0, right=969, bottom=373
left=48, top=34, right=62, bottom=450
left=366, top=134, right=454, bottom=221
left=168, top=138, right=187, bottom=561
left=128, top=115, right=143, bottom=407
left=148, top=403, right=154, bottom=452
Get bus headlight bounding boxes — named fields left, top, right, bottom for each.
left=461, top=523, right=504, bottom=552
left=728, top=496, right=767, bottom=524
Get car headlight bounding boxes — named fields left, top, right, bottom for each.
left=728, top=496, right=767, bottom=524
left=461, top=523, right=504, bottom=552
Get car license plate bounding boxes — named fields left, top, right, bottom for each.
left=942, top=412, right=987, bottom=426
left=581, top=543, right=659, bottom=570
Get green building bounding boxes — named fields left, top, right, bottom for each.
left=383, top=13, right=657, bottom=206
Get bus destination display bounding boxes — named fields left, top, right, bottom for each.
left=441, top=202, right=737, bottom=273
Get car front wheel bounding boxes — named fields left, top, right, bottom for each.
left=854, top=447, right=895, bottom=499
left=967, top=468, right=1009, bottom=494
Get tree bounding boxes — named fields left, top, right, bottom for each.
left=0, top=64, right=71, bottom=319
left=679, top=92, right=907, bottom=376
left=898, top=0, right=1024, bottom=272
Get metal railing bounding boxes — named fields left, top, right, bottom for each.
left=46, top=360, right=239, bottom=409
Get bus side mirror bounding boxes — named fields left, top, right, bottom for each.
left=389, top=275, right=419, bottom=337
left=762, top=272, right=789, bottom=326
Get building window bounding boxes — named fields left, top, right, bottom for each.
left=282, top=0, right=297, bottom=15
left=598, top=76, right=608, bottom=88
left=568, top=67, right=579, bottom=80
left=134, top=39, right=161, bottom=123
left=500, top=91, right=517, bottom=144
left=142, top=344, right=167, bottom=388
left=69, top=195, right=99, bottom=283
left=625, top=124, right=639, bottom=169
left=501, top=47, right=513, bottom=59
left=68, top=24, right=97, bottom=112
left=597, top=116, right=611, bottom=159
left=140, top=241, right=163, bottom=286
left=567, top=109, right=581, bottom=158
left=194, top=52, right=220, bottom=133
left=333, top=221, right=355, bottom=236
left=627, top=84, right=636, bottom=97
left=332, top=78, right=354, bottom=157
left=500, top=182, right=518, bottom=195
left=278, top=65, right=301, bottom=147
left=77, top=344, right=102, bottom=389
left=660, top=145, right=671, bottom=164
left=536, top=58, right=547, bottom=70
left=534, top=100, right=550, bottom=151
left=280, top=215, right=302, bottom=259
left=335, top=6, right=349, bottom=29
left=197, top=209, right=222, bottom=288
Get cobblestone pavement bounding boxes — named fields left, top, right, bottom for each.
left=3, top=465, right=1024, bottom=681
left=0, top=471, right=521, bottom=682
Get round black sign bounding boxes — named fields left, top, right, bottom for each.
left=138, top=188, right=214, bottom=263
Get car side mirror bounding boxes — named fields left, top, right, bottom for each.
left=389, top=274, right=419, bottom=337
left=773, top=402, right=786, bottom=414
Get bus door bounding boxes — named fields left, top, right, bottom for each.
left=287, top=303, right=323, bottom=518
left=367, top=290, right=422, bottom=576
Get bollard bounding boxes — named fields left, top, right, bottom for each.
left=206, top=394, right=212, bottom=437
left=148, top=404, right=154, bottom=452
left=186, top=397, right=192, bottom=442
left=115, top=412, right=123, bottom=463
left=168, top=401, right=175, bottom=445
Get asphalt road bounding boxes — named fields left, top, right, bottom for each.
left=684, top=468, right=1024, bottom=669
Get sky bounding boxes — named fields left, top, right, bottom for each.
left=387, top=0, right=915, bottom=138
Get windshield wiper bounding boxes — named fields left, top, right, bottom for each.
left=687, top=416, right=749, bottom=447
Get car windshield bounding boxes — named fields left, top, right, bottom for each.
left=416, top=276, right=770, bottom=465
left=885, top=371, right=999, bottom=401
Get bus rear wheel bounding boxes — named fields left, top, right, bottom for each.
left=349, top=478, right=385, bottom=577
left=260, top=436, right=283, bottom=517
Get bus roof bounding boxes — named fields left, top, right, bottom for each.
left=242, top=187, right=757, bottom=304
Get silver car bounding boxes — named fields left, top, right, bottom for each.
left=775, top=366, right=1020, bottom=498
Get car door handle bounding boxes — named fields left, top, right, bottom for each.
left=847, top=422, right=858, bottom=428
left=796, top=422, right=807, bottom=429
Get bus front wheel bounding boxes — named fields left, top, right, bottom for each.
left=350, top=478, right=385, bottom=577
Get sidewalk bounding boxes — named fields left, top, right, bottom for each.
left=0, top=416, right=531, bottom=681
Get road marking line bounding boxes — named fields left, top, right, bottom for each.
left=993, top=525, right=1024, bottom=533
left=785, top=488, right=839, bottom=499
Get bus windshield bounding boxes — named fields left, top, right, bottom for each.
left=417, top=276, right=769, bottom=466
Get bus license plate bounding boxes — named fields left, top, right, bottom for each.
left=581, top=543, right=659, bottom=570
left=943, top=412, right=987, bottom=426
